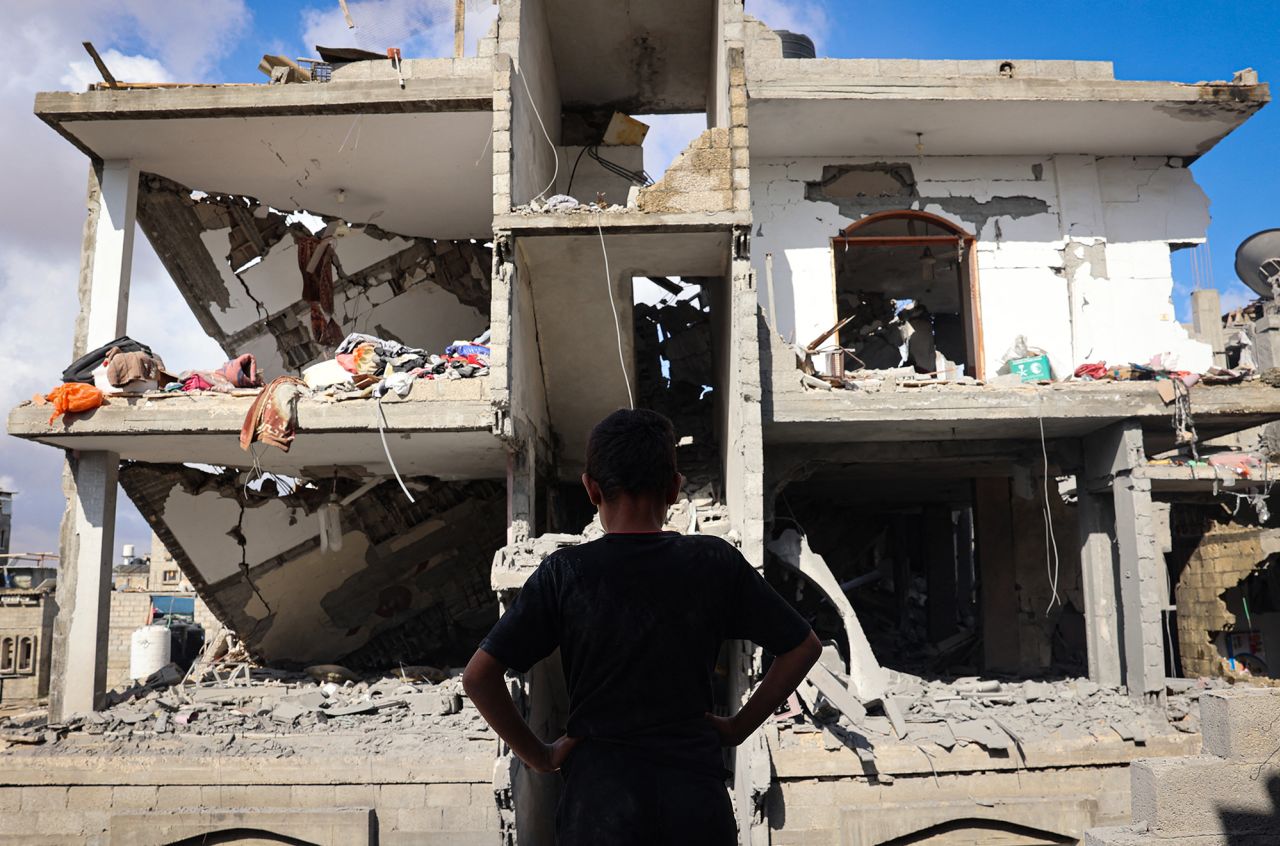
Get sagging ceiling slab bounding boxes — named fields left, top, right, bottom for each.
left=39, top=94, right=494, bottom=238
left=546, top=0, right=715, bottom=113
left=121, top=464, right=506, bottom=667
left=748, top=80, right=1269, bottom=159
left=517, top=227, right=731, bottom=474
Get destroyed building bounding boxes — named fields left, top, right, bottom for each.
left=2, top=2, right=1279, bottom=843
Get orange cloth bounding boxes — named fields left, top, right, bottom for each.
left=44, top=383, right=104, bottom=424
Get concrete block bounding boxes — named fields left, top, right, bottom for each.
left=290, top=785, right=337, bottom=809
left=384, top=833, right=496, bottom=846
left=335, top=784, right=378, bottom=806
left=0, top=788, right=19, bottom=812
left=1132, top=756, right=1280, bottom=835
left=66, top=786, right=112, bottom=810
left=20, top=787, right=67, bottom=811
left=379, top=783, right=428, bottom=809
left=393, top=806, right=444, bottom=831
left=1201, top=688, right=1280, bottom=762
left=110, top=785, right=156, bottom=811
left=441, top=803, right=498, bottom=830
left=155, top=785, right=202, bottom=808
left=30, top=811, right=89, bottom=836
left=423, top=783, right=472, bottom=806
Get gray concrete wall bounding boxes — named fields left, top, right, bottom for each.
left=498, top=0, right=562, bottom=208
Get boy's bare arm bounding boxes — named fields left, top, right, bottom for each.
left=707, top=630, right=822, bottom=746
left=462, top=649, right=579, bottom=773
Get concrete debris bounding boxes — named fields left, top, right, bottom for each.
left=0, top=663, right=486, bottom=757
left=776, top=665, right=1231, bottom=762
left=511, top=199, right=629, bottom=216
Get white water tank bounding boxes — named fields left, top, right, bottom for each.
left=129, top=625, right=172, bottom=680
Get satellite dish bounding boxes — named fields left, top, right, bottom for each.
left=1235, top=229, right=1280, bottom=298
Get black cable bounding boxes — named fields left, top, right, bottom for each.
left=565, top=145, right=591, bottom=197
left=565, top=144, right=654, bottom=199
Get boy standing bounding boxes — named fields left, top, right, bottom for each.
left=463, top=409, right=821, bottom=844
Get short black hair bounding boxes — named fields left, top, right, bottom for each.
left=585, top=409, right=678, bottom=501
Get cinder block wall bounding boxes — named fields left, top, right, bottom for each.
left=0, top=751, right=502, bottom=846
left=1170, top=519, right=1268, bottom=678
left=770, top=765, right=1131, bottom=846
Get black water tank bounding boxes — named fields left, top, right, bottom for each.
left=775, top=30, right=816, bottom=59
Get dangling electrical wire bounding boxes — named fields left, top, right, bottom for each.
left=375, top=394, right=416, bottom=503
left=516, top=64, right=559, bottom=201
left=1039, top=399, right=1062, bottom=612
left=597, top=215, right=634, bottom=409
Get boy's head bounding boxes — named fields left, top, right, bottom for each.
left=583, top=409, right=680, bottom=505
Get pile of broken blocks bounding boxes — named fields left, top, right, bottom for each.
left=0, top=662, right=492, bottom=757
left=777, top=650, right=1227, bottom=766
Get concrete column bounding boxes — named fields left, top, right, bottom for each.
left=49, top=161, right=136, bottom=720
left=1076, top=485, right=1123, bottom=686
left=1190, top=288, right=1226, bottom=368
left=85, top=160, right=138, bottom=348
left=974, top=477, right=1020, bottom=672
left=1084, top=420, right=1165, bottom=698
left=56, top=454, right=120, bottom=717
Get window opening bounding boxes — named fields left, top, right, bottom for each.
left=831, top=211, right=981, bottom=379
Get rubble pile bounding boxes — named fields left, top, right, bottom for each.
left=0, top=663, right=493, bottom=757
left=780, top=652, right=1229, bottom=762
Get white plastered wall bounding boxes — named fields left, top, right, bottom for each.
left=750, top=155, right=1211, bottom=380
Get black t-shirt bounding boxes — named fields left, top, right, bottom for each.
left=478, top=532, right=812, bottom=777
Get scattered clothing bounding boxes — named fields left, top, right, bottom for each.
left=373, top=371, right=415, bottom=399
left=105, top=347, right=173, bottom=389
left=302, top=359, right=354, bottom=390
left=336, top=342, right=380, bottom=376
left=62, top=337, right=154, bottom=384
left=44, top=383, right=104, bottom=425
left=240, top=376, right=306, bottom=453
left=444, top=343, right=490, bottom=359
left=1073, top=362, right=1108, bottom=380
left=296, top=234, right=343, bottom=347
left=181, top=374, right=213, bottom=392
left=219, top=354, right=263, bottom=388
left=336, top=332, right=427, bottom=364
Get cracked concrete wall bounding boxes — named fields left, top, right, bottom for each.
left=118, top=464, right=506, bottom=668
left=750, top=155, right=1212, bottom=381
left=137, top=177, right=491, bottom=376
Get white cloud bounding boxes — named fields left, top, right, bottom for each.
left=61, top=51, right=172, bottom=91
left=300, top=0, right=499, bottom=59
left=743, top=0, right=830, bottom=53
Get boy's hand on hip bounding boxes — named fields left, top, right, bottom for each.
left=705, top=713, right=748, bottom=747
left=529, top=735, right=580, bottom=773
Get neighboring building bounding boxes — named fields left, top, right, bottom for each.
left=0, top=491, right=11, bottom=556
left=2, top=2, right=1276, bottom=843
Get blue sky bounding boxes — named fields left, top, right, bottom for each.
left=0, top=0, right=1275, bottom=555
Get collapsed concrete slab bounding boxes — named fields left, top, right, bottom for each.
left=118, top=464, right=506, bottom=668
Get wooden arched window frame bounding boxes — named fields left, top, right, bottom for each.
left=831, top=210, right=984, bottom=377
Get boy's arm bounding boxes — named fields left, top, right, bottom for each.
left=707, top=630, right=821, bottom=746
left=462, top=648, right=579, bottom=772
